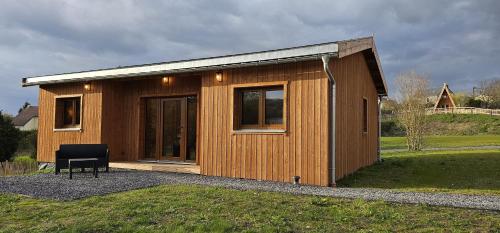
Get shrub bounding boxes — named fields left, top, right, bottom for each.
left=466, top=98, right=483, bottom=108
left=0, top=112, right=21, bottom=163
left=381, top=120, right=406, bottom=136
left=13, top=155, right=37, bottom=167
left=0, top=155, right=38, bottom=176
left=17, top=130, right=37, bottom=159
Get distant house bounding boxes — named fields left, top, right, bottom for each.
left=434, top=83, right=456, bottom=110
left=12, top=106, right=39, bottom=131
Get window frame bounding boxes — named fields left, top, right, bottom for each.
left=232, top=81, right=288, bottom=133
left=362, top=97, right=368, bottom=134
left=53, top=94, right=83, bottom=131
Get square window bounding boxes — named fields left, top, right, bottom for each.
left=55, top=96, right=82, bottom=129
left=235, top=85, right=285, bottom=130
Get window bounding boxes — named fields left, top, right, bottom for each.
left=236, top=85, right=285, bottom=130
left=363, top=98, right=368, bottom=133
left=55, top=96, right=82, bottom=129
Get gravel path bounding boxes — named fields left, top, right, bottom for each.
left=1, top=170, right=499, bottom=211
left=382, top=145, right=500, bottom=153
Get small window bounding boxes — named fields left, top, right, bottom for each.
left=55, top=96, right=81, bottom=129
left=236, top=85, right=284, bottom=129
left=363, top=98, right=368, bottom=133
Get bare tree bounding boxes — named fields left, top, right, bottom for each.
left=481, top=79, right=500, bottom=108
left=395, top=71, right=430, bottom=151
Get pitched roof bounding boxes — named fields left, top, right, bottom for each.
left=22, top=36, right=387, bottom=95
left=433, top=83, right=456, bottom=109
left=12, top=106, right=38, bottom=126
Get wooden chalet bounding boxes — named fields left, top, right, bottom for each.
left=434, top=83, right=456, bottom=110
left=23, top=36, right=388, bottom=186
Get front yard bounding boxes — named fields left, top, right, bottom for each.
left=1, top=136, right=499, bottom=232
left=338, top=149, right=500, bottom=195
left=0, top=184, right=499, bottom=232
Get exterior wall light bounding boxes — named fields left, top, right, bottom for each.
left=215, top=71, right=223, bottom=82
left=83, top=83, right=91, bottom=91
left=162, top=76, right=172, bottom=86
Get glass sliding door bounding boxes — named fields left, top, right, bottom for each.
left=142, top=96, right=197, bottom=163
left=186, top=96, right=197, bottom=161
left=161, top=98, right=184, bottom=161
left=143, top=98, right=159, bottom=160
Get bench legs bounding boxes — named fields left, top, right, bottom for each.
left=66, top=160, right=100, bottom=179
left=93, top=161, right=98, bottom=178
left=69, top=161, right=73, bottom=180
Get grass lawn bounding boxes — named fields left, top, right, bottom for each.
left=381, top=135, right=500, bottom=150
left=338, top=150, right=500, bottom=195
left=0, top=185, right=499, bottom=232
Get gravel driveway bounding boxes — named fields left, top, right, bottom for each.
left=1, top=170, right=499, bottom=211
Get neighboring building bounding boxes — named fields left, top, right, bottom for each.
left=12, top=106, right=39, bottom=131
left=434, top=83, right=456, bottom=110
left=22, top=36, right=387, bottom=186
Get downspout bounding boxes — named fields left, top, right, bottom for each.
left=377, top=95, right=383, bottom=162
left=321, top=55, right=336, bottom=187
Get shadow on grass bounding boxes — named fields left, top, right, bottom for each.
left=337, top=150, right=500, bottom=194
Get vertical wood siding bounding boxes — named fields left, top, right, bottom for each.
left=199, top=60, right=331, bottom=186
left=102, top=76, right=201, bottom=161
left=332, top=52, right=379, bottom=180
left=37, top=82, right=103, bottom=162
left=37, top=76, right=201, bottom=162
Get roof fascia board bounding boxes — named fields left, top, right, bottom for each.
left=23, top=43, right=339, bottom=86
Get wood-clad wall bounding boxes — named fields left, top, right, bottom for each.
left=37, top=76, right=201, bottom=162
left=199, top=60, right=331, bottom=186
left=331, top=52, right=379, bottom=180
left=36, top=51, right=380, bottom=186
left=37, top=82, right=103, bottom=162
left=102, top=76, right=201, bottom=161
left=101, top=81, right=125, bottom=161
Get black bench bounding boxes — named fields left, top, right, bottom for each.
left=55, top=144, right=109, bottom=177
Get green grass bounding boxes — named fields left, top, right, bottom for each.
left=427, top=114, right=500, bottom=135
left=381, top=114, right=500, bottom=136
left=338, top=150, right=500, bottom=195
left=0, top=185, right=499, bottom=232
left=381, top=135, right=500, bottom=150
left=429, top=113, right=500, bottom=123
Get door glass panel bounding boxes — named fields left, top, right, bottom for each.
left=162, top=99, right=182, bottom=159
left=144, top=99, right=158, bottom=160
left=186, top=96, right=197, bottom=161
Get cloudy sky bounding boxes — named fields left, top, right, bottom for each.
left=1, top=0, right=499, bottom=114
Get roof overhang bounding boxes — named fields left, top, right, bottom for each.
left=22, top=43, right=339, bottom=87
left=22, top=36, right=387, bottom=96
left=337, top=37, right=388, bottom=96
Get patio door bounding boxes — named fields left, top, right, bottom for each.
left=161, top=98, right=185, bottom=161
left=143, top=96, right=197, bottom=163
